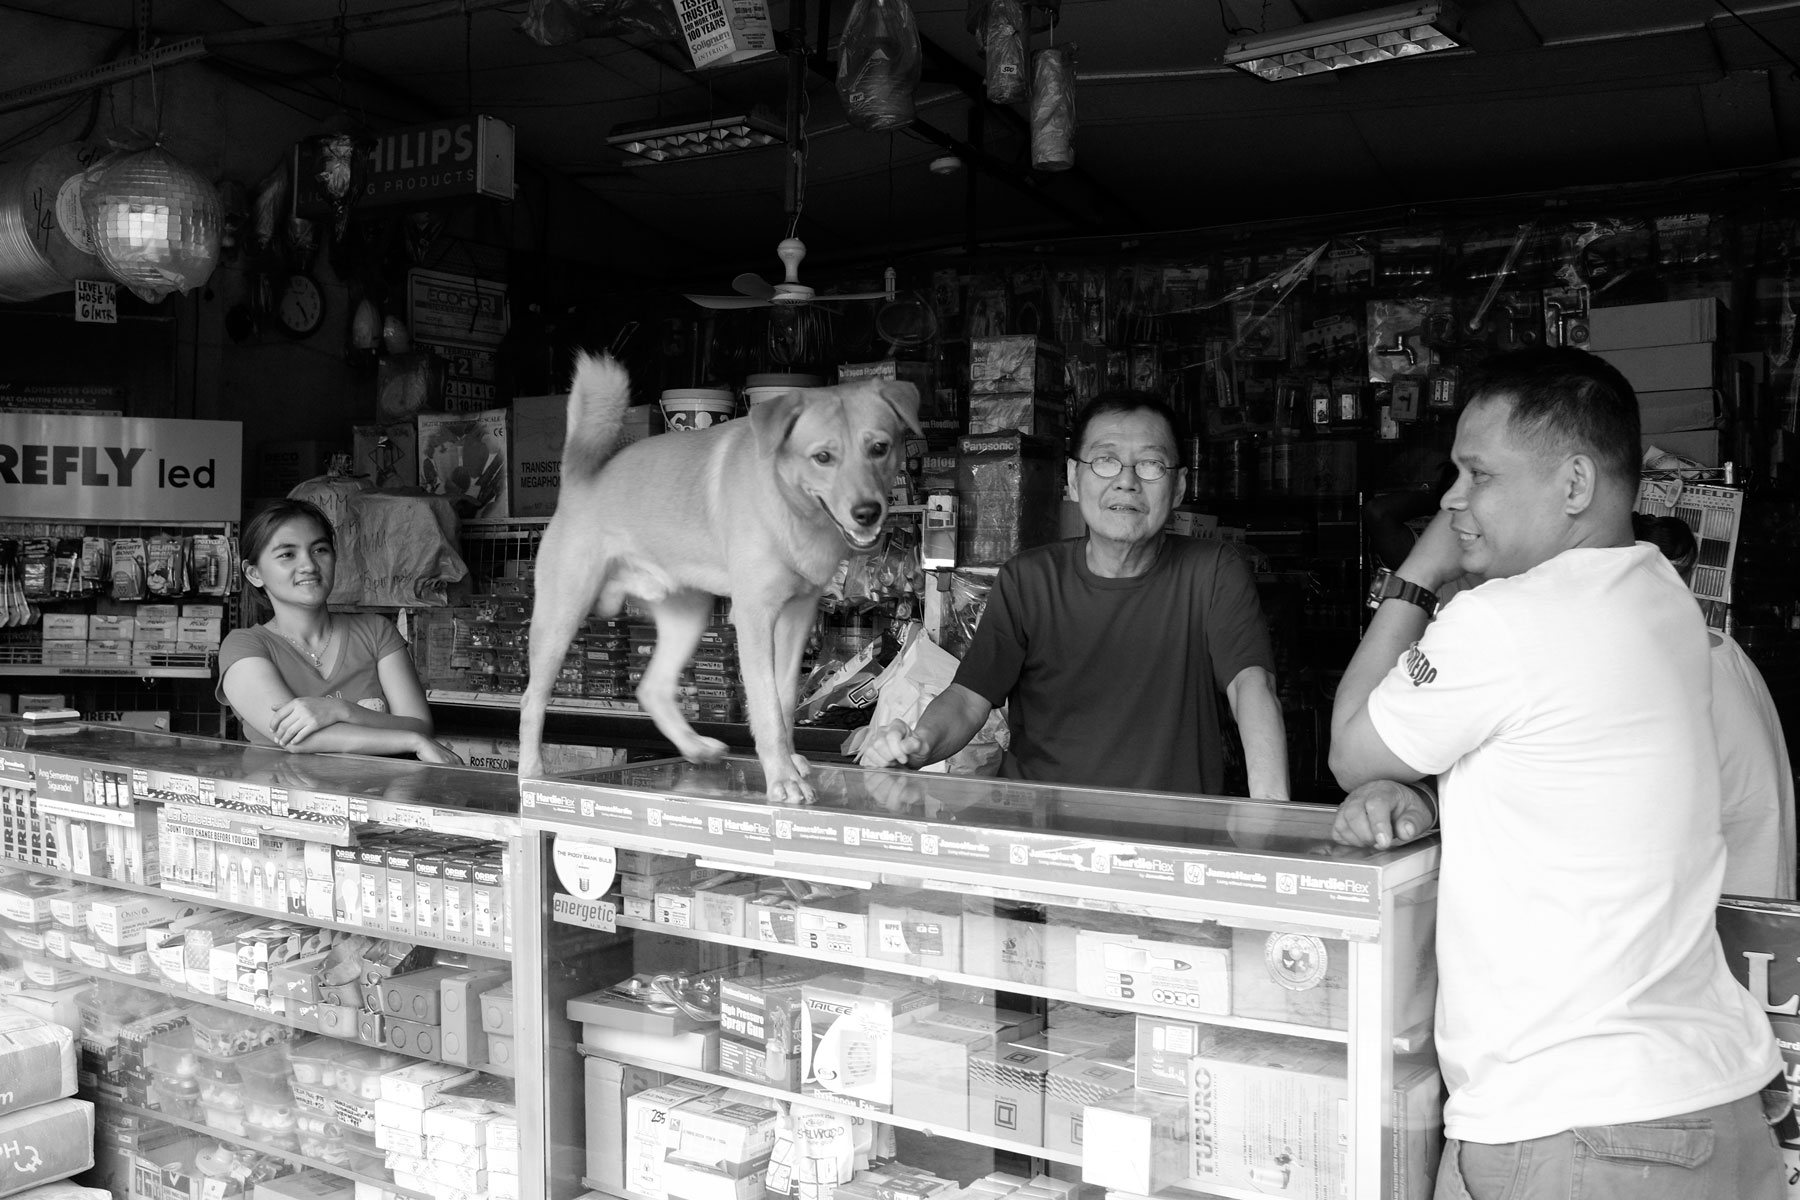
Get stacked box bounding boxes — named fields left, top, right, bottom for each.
left=890, top=1018, right=999, bottom=1130
left=1043, top=1056, right=1135, bottom=1155
left=969, top=336, right=1069, bottom=437
left=799, top=977, right=939, bottom=1109
left=954, top=433, right=1064, bottom=568
left=1230, top=927, right=1350, bottom=1030
left=1081, top=1088, right=1189, bottom=1194
left=1188, top=1030, right=1348, bottom=1198
left=968, top=1044, right=1053, bottom=1145
left=718, top=971, right=812, bottom=1091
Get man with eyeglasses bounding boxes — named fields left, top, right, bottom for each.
left=860, top=393, right=1289, bottom=799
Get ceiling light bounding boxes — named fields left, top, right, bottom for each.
left=1224, top=1, right=1464, bottom=81
left=606, top=107, right=786, bottom=164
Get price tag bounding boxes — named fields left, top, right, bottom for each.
left=348, top=798, right=369, bottom=823
left=552, top=836, right=616, bottom=900
left=75, top=279, right=117, bottom=324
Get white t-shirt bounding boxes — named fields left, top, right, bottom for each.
left=1368, top=543, right=1779, bottom=1144
left=1713, top=632, right=1797, bottom=900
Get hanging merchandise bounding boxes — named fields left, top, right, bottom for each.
left=0, top=144, right=107, bottom=302
left=298, top=131, right=370, bottom=238
left=84, top=145, right=223, bottom=304
left=1030, top=43, right=1077, bottom=171
left=984, top=0, right=1026, bottom=103
left=838, top=0, right=923, bottom=132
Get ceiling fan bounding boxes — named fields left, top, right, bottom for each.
left=683, top=237, right=896, bottom=310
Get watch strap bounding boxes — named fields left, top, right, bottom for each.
left=1367, top=568, right=1440, bottom=615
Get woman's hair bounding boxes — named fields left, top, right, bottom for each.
left=240, top=499, right=335, bottom=609
left=1633, top=511, right=1699, bottom=580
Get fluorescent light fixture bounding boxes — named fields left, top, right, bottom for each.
left=1225, top=1, right=1464, bottom=81
left=606, top=106, right=785, bottom=164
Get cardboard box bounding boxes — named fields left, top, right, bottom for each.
left=419, top=408, right=510, bottom=520
left=352, top=420, right=420, bottom=489
left=1230, top=928, right=1350, bottom=1030
left=970, top=335, right=1066, bottom=395
left=796, top=897, right=870, bottom=958
left=40, top=640, right=86, bottom=665
left=1638, top=387, right=1719, bottom=434
left=176, top=616, right=222, bottom=645
left=257, top=439, right=338, bottom=495
left=1074, top=928, right=1230, bottom=1016
left=1044, top=1057, right=1135, bottom=1156
left=41, top=613, right=86, bottom=640
left=87, top=614, right=134, bottom=640
left=870, top=895, right=962, bottom=970
left=627, top=1083, right=724, bottom=1199
left=969, top=392, right=1068, bottom=437
left=1643, top=428, right=1722, bottom=466
left=969, top=1044, right=1053, bottom=1145
left=1585, top=297, right=1723, bottom=351
left=1135, top=1015, right=1214, bottom=1096
left=583, top=1058, right=651, bottom=1197
left=799, top=977, right=939, bottom=1108
left=667, top=1091, right=780, bottom=1169
left=509, top=393, right=567, bottom=518
left=1188, top=1030, right=1348, bottom=1197
left=961, top=900, right=1048, bottom=986
left=955, top=432, right=1065, bottom=568
left=891, top=1019, right=996, bottom=1130
left=1080, top=1089, right=1188, bottom=1194
left=1595, top=341, right=1716, bottom=392
left=0, top=1001, right=78, bottom=1115
left=255, top=1169, right=357, bottom=1199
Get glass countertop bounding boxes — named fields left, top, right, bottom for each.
left=550, top=755, right=1413, bottom=864
left=1, top=718, right=522, bottom=814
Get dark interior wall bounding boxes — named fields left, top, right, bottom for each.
left=1, top=9, right=653, bottom=481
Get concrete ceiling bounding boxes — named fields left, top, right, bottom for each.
left=5, top=0, right=1800, bottom=285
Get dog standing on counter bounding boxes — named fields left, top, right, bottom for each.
left=518, top=351, right=921, bottom=802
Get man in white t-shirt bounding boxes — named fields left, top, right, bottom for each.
left=1328, top=346, right=1783, bottom=1200
left=1636, top=511, right=1797, bottom=899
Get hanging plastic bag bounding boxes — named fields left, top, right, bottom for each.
left=838, top=0, right=922, bottom=132
left=984, top=0, right=1026, bottom=102
left=1030, top=43, right=1077, bottom=171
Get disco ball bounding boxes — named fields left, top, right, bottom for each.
left=86, top=146, right=223, bottom=303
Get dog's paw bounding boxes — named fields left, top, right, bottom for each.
left=681, top=736, right=728, bottom=763
left=766, top=775, right=816, bottom=806
left=789, top=752, right=812, bottom=778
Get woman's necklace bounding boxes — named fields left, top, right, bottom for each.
left=278, top=618, right=335, bottom=671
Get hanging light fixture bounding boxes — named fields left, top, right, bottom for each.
left=1224, top=1, right=1464, bottom=81
left=606, top=107, right=786, bottom=164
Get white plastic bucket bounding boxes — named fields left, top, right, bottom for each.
left=659, top=388, right=736, bottom=431
left=743, top=373, right=822, bottom=407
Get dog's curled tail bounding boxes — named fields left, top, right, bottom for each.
left=564, top=351, right=635, bottom=481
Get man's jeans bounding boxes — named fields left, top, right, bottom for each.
left=1433, top=1093, right=1785, bottom=1200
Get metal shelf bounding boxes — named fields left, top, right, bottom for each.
left=4, top=859, right=512, bottom=962
left=2, top=949, right=512, bottom=1076
left=578, top=1046, right=1080, bottom=1167
left=0, top=664, right=213, bottom=678
left=97, top=1096, right=433, bottom=1200
left=609, top=914, right=1348, bottom=1044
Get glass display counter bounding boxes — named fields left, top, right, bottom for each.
left=0, top=718, right=532, bottom=1200
left=521, top=757, right=1442, bottom=1200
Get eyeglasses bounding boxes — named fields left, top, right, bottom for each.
left=1076, top=456, right=1172, bottom=482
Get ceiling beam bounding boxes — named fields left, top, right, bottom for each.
left=913, top=31, right=1140, bottom=228
left=790, top=38, right=1110, bottom=235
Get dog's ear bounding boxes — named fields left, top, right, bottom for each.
left=750, top=390, right=806, bottom=455
left=878, top=380, right=924, bottom=436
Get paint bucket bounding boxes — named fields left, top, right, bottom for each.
left=743, top=373, right=822, bottom=407
left=658, top=388, right=736, bottom=431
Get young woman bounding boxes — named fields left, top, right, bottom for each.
left=217, top=499, right=460, bottom=763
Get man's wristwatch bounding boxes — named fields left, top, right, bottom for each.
left=1366, top=567, right=1440, bottom=616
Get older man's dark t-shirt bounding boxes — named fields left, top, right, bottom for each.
left=953, top=535, right=1275, bottom=793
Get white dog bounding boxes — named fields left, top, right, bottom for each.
left=518, top=353, right=920, bottom=802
